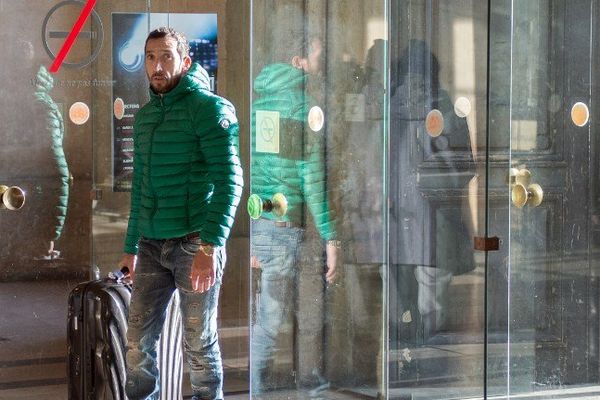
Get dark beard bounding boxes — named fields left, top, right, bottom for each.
left=150, top=74, right=183, bottom=94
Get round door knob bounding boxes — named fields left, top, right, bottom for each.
left=527, top=183, right=543, bottom=207
left=511, top=183, right=543, bottom=208
left=0, top=185, right=25, bottom=211
left=247, top=194, right=263, bottom=220
left=271, top=193, right=288, bottom=218
left=512, top=183, right=528, bottom=208
left=507, top=168, right=531, bottom=186
left=247, top=193, right=288, bottom=220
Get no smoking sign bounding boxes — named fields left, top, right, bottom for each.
left=42, top=0, right=104, bottom=72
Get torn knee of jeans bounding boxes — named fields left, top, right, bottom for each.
left=186, top=301, right=201, bottom=314
left=189, top=359, right=206, bottom=370
left=127, top=340, right=139, bottom=350
left=129, top=314, right=141, bottom=325
left=187, top=316, right=201, bottom=325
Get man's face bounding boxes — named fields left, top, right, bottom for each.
left=145, top=37, right=191, bottom=94
left=304, top=39, right=323, bottom=75
left=292, top=39, right=323, bottom=76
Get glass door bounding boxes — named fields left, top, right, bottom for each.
left=386, top=1, right=488, bottom=399
left=1, top=0, right=250, bottom=397
left=500, top=0, right=600, bottom=398
left=249, top=0, right=388, bottom=398
left=0, top=1, right=107, bottom=396
left=91, top=1, right=251, bottom=396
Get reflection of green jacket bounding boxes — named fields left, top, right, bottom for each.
left=252, top=64, right=336, bottom=240
left=34, top=66, right=69, bottom=241
left=124, top=63, right=244, bottom=253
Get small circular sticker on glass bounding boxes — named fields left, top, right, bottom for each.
left=114, top=97, right=125, bottom=120
left=454, top=97, right=471, bottom=118
left=69, top=102, right=90, bottom=125
left=308, top=106, right=325, bottom=132
left=571, top=102, right=589, bottom=127
left=425, top=109, right=444, bottom=137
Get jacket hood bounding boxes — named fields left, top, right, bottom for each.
left=150, top=62, right=211, bottom=104
left=254, top=63, right=307, bottom=96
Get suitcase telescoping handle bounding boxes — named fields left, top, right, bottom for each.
left=107, top=266, right=130, bottom=282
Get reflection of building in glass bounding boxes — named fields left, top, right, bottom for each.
left=189, top=39, right=218, bottom=91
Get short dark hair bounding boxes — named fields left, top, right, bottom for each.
left=145, top=27, right=190, bottom=59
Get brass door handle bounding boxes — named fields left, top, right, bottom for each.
left=0, top=185, right=25, bottom=210
left=507, top=168, right=531, bottom=186
left=248, top=193, right=288, bottom=220
left=511, top=183, right=543, bottom=208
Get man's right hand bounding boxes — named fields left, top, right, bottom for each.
left=119, top=253, right=137, bottom=281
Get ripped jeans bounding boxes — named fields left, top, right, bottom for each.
left=126, top=236, right=225, bottom=400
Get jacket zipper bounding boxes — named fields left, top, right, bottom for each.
left=148, top=96, right=165, bottom=237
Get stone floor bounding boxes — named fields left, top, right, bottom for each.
left=4, top=275, right=600, bottom=399
left=0, top=280, right=252, bottom=400
left=0, top=280, right=370, bottom=400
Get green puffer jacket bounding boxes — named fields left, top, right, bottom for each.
left=252, top=63, right=336, bottom=240
left=124, top=63, right=243, bottom=254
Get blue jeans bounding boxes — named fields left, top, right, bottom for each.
left=251, top=219, right=316, bottom=393
left=125, top=237, right=225, bottom=400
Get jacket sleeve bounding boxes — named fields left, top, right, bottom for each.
left=301, top=131, right=337, bottom=241
left=123, top=121, right=143, bottom=254
left=48, top=105, right=69, bottom=241
left=33, top=66, right=70, bottom=242
left=195, top=99, right=244, bottom=247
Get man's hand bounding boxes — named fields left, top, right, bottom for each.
left=191, top=251, right=217, bottom=293
left=325, top=243, right=338, bottom=283
left=119, top=253, right=137, bottom=281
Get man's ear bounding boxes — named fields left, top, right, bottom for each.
left=291, top=55, right=305, bottom=70
left=182, top=55, right=192, bottom=71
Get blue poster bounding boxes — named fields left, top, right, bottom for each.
left=112, top=13, right=218, bottom=191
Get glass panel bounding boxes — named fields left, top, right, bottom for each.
left=0, top=0, right=112, bottom=397
left=485, top=0, right=514, bottom=397
left=92, top=0, right=251, bottom=396
left=504, top=0, right=600, bottom=397
left=0, top=0, right=249, bottom=398
left=387, top=1, right=487, bottom=399
left=249, top=0, right=387, bottom=398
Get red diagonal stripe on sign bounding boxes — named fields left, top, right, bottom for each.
left=49, top=0, right=98, bottom=73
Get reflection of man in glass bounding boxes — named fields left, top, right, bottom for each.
left=1, top=34, right=69, bottom=261
left=32, top=64, right=70, bottom=260
left=389, top=40, right=475, bottom=353
left=250, top=36, right=339, bottom=396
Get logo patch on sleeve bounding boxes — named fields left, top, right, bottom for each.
left=219, top=119, right=231, bottom=129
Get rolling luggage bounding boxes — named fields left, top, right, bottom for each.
left=67, top=273, right=183, bottom=400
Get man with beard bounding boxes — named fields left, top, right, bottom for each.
left=119, top=27, right=243, bottom=400
left=250, top=36, right=339, bottom=396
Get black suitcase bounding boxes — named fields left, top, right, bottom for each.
left=67, top=276, right=183, bottom=400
